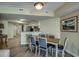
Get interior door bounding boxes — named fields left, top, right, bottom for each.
left=8, top=23, right=16, bottom=38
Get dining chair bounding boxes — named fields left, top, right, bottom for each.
left=47, top=43, right=56, bottom=56
left=58, top=37, right=68, bottom=57
left=30, top=35, right=37, bottom=55
left=47, top=35, right=56, bottom=56
left=39, top=34, right=46, bottom=37
left=38, top=37, right=48, bottom=57
left=52, top=37, right=68, bottom=57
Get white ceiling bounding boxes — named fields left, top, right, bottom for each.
left=0, top=2, right=64, bottom=13
left=0, top=13, right=54, bottom=24
left=0, top=2, right=64, bottom=24
left=0, top=13, right=53, bottom=20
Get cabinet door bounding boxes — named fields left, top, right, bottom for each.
left=20, top=33, right=27, bottom=45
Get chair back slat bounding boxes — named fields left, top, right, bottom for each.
left=64, top=37, right=68, bottom=50
left=30, top=36, right=36, bottom=45
left=58, top=37, right=68, bottom=50
left=38, top=37, right=47, bottom=49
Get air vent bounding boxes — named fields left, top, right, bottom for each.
left=18, top=8, right=24, bottom=11
left=45, top=11, right=48, bottom=13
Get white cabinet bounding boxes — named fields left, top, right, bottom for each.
left=20, top=32, right=27, bottom=45
left=20, top=32, right=41, bottom=45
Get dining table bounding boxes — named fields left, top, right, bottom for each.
left=29, top=34, right=60, bottom=57
left=0, top=34, right=8, bottom=47
left=47, top=37, right=59, bottom=57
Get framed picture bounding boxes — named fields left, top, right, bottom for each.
left=61, top=16, right=78, bottom=32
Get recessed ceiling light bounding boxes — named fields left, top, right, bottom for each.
left=34, top=2, right=44, bottom=10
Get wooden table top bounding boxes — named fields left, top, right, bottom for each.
left=35, top=35, right=59, bottom=44
left=47, top=38, right=59, bottom=43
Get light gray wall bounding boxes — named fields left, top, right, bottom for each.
left=1, top=20, right=22, bottom=38
left=60, top=11, right=79, bottom=56
left=40, top=18, right=60, bottom=38
left=39, top=13, right=79, bottom=56
left=1, top=20, right=8, bottom=35
left=1, top=20, right=39, bottom=38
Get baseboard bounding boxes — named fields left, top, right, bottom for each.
left=65, top=50, right=78, bottom=57
left=20, top=44, right=30, bottom=47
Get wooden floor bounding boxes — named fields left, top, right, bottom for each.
left=0, top=36, right=37, bottom=57
left=0, top=36, right=19, bottom=49
left=0, top=36, right=73, bottom=57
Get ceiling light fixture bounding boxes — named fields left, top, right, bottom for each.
left=34, top=2, right=44, bottom=10
left=20, top=19, right=26, bottom=21
left=17, top=21, right=23, bottom=23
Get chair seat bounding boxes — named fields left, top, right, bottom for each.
left=58, top=45, right=64, bottom=50
left=47, top=43, right=56, bottom=48
left=40, top=46, right=46, bottom=49
left=32, top=44, right=36, bottom=46
left=36, top=41, right=39, bottom=46
left=47, top=43, right=64, bottom=50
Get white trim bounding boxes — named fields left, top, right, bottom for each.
left=20, top=42, right=27, bottom=45
left=65, top=49, right=78, bottom=57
